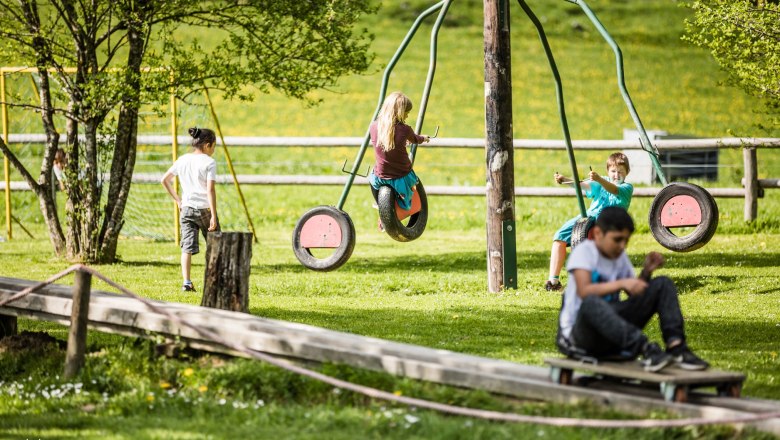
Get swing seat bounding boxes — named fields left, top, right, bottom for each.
left=395, top=189, right=422, bottom=221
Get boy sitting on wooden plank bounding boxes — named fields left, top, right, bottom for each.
left=555, top=206, right=709, bottom=372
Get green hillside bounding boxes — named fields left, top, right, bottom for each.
left=208, top=0, right=777, bottom=140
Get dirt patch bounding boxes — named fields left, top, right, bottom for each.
left=0, top=331, right=66, bottom=354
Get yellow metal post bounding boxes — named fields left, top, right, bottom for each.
left=1, top=70, right=12, bottom=240
left=202, top=86, right=258, bottom=243
left=170, top=79, right=180, bottom=245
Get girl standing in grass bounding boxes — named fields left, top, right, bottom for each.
left=161, top=127, right=219, bottom=292
left=368, top=91, right=431, bottom=216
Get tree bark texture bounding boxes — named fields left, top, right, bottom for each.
left=201, top=232, right=253, bottom=313
left=484, top=0, right=516, bottom=293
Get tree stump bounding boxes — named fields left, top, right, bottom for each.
left=201, top=232, right=252, bottom=313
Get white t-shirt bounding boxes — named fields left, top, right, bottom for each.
left=166, top=153, right=217, bottom=209
left=558, top=240, right=635, bottom=340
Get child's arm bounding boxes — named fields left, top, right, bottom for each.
left=554, top=172, right=592, bottom=191
left=572, top=268, right=648, bottom=299
left=638, top=251, right=664, bottom=281
left=160, top=170, right=181, bottom=208
left=207, top=179, right=218, bottom=231
left=588, top=170, right=619, bottom=195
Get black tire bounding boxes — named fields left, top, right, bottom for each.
left=377, top=180, right=428, bottom=242
left=649, top=182, right=718, bottom=252
left=292, top=206, right=356, bottom=271
left=571, top=216, right=595, bottom=249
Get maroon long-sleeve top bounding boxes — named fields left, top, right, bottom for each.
left=369, top=121, right=426, bottom=179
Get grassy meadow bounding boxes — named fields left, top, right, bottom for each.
left=1, top=0, right=779, bottom=438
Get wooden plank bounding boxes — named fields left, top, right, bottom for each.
left=545, top=357, right=745, bottom=385
left=2, top=276, right=780, bottom=435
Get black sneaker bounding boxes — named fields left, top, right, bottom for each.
left=670, top=347, right=709, bottom=370
left=641, top=342, right=673, bottom=372
left=545, top=280, right=563, bottom=291
left=182, top=283, right=196, bottom=292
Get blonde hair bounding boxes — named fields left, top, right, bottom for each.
left=376, top=92, right=413, bottom=152
left=607, top=152, right=630, bottom=173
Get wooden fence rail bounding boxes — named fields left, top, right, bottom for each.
left=6, top=135, right=780, bottom=149
left=3, top=137, right=779, bottom=222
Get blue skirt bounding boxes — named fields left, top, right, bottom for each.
left=368, top=170, right=419, bottom=210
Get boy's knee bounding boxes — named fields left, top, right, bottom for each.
left=650, top=276, right=676, bottom=293
left=580, top=295, right=604, bottom=314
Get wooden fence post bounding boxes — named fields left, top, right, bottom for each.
left=743, top=146, right=758, bottom=222
left=64, top=270, right=91, bottom=378
left=201, top=232, right=252, bottom=312
left=0, top=315, right=17, bottom=339
left=484, top=0, right=517, bottom=292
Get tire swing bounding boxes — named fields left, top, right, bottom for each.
left=292, top=206, right=355, bottom=271
left=376, top=181, right=428, bottom=242
left=556, top=0, right=719, bottom=252
left=291, top=1, right=452, bottom=270
left=570, top=216, right=595, bottom=249
left=648, top=182, right=718, bottom=252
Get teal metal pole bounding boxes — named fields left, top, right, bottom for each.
left=517, top=0, right=587, bottom=218
left=336, top=1, right=447, bottom=210
left=565, top=0, right=668, bottom=185
left=410, top=0, right=453, bottom=163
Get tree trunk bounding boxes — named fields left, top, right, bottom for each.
left=98, top=9, right=147, bottom=263
left=201, top=232, right=253, bottom=313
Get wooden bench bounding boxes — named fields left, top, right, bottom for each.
left=545, top=357, right=745, bottom=403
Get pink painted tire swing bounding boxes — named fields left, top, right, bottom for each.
left=520, top=0, right=719, bottom=253
left=292, top=206, right=355, bottom=272
left=648, top=182, right=718, bottom=252
left=291, top=1, right=452, bottom=271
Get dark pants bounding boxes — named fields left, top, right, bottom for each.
left=568, top=276, right=685, bottom=359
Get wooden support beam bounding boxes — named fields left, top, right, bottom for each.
left=484, top=0, right=517, bottom=292
left=0, top=314, right=16, bottom=338
left=64, top=270, right=91, bottom=378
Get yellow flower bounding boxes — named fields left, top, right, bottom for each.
left=160, top=381, right=171, bottom=389
left=393, top=390, right=402, bottom=396
left=146, top=393, right=155, bottom=402
left=183, top=368, right=194, bottom=377
left=198, top=385, right=208, bottom=393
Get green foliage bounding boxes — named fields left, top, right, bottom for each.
left=683, top=0, right=780, bottom=131
left=0, top=0, right=376, bottom=263
left=0, top=333, right=772, bottom=438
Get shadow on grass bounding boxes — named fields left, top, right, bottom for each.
left=263, top=250, right=554, bottom=274
left=259, top=250, right=780, bottom=275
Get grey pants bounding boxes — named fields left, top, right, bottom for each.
left=566, top=276, right=685, bottom=359
left=180, top=207, right=219, bottom=254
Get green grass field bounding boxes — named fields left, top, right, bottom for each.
left=1, top=0, right=779, bottom=438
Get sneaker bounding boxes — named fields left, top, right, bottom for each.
left=182, top=283, right=196, bottom=292
left=670, top=347, right=709, bottom=370
left=641, top=342, right=674, bottom=372
left=545, top=280, right=562, bottom=291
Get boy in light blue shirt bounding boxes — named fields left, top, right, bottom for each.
left=546, top=152, right=633, bottom=291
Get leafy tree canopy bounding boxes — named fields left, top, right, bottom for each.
left=684, top=0, right=779, bottom=132
left=0, top=0, right=375, bottom=263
